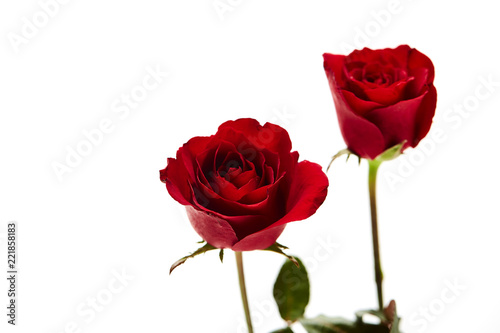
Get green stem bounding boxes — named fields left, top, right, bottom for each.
left=368, top=160, right=384, bottom=311
left=235, top=252, right=253, bottom=333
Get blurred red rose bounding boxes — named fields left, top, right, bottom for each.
left=160, top=118, right=328, bottom=251
left=324, top=45, right=437, bottom=159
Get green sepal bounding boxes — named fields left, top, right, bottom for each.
left=273, top=257, right=310, bottom=323
left=373, top=142, right=406, bottom=163
left=219, top=249, right=224, bottom=263
left=328, top=141, right=406, bottom=171
left=327, top=148, right=360, bottom=172
left=263, top=242, right=299, bottom=267
left=169, top=242, right=217, bottom=274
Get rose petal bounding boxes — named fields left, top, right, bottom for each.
left=342, top=90, right=384, bottom=116
left=346, top=45, right=411, bottom=68
left=211, top=174, right=259, bottom=201
left=324, top=53, right=348, bottom=87
left=263, top=164, right=275, bottom=186
left=195, top=146, right=217, bottom=181
left=413, top=85, right=437, bottom=147
left=388, top=44, right=413, bottom=67
left=180, top=136, right=213, bottom=181
left=324, top=54, right=386, bottom=159
left=188, top=196, right=284, bottom=250
left=217, top=152, right=243, bottom=173
left=213, top=161, right=325, bottom=251
left=238, top=183, right=271, bottom=204
left=217, top=118, right=292, bottom=156
left=231, top=224, right=286, bottom=251
left=258, top=148, right=280, bottom=181
left=226, top=167, right=242, bottom=180
left=232, top=168, right=258, bottom=188
left=263, top=161, right=328, bottom=229
left=186, top=206, right=238, bottom=249
left=212, top=141, right=239, bottom=173
left=196, top=141, right=239, bottom=190
left=281, top=161, right=328, bottom=224
left=364, top=92, right=427, bottom=150
left=219, top=175, right=286, bottom=215
left=278, top=151, right=298, bottom=183
left=193, top=169, right=286, bottom=217
left=407, top=47, right=435, bottom=84
left=161, top=157, right=192, bottom=205
left=363, top=79, right=412, bottom=105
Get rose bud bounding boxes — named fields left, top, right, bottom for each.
left=323, top=45, right=437, bottom=160
left=160, top=118, right=329, bottom=251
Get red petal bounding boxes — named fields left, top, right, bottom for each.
left=405, top=67, right=428, bottom=98
left=238, top=183, right=270, bottom=204
left=212, top=174, right=259, bottom=201
left=346, top=45, right=411, bottom=68
left=232, top=168, right=258, bottom=188
left=258, top=148, right=280, bottom=182
left=187, top=197, right=282, bottom=249
left=324, top=55, right=386, bottom=159
left=364, top=92, right=427, bottom=150
left=208, top=174, right=286, bottom=217
left=342, top=90, right=383, bottom=116
left=323, top=53, right=347, bottom=87
left=186, top=206, right=238, bottom=249
left=407, top=47, right=435, bottom=84
left=405, top=48, right=435, bottom=98
left=363, top=79, right=412, bottom=105
left=413, top=85, right=437, bottom=147
left=231, top=224, right=286, bottom=251
left=161, top=157, right=192, bottom=205
left=181, top=136, right=212, bottom=181
left=264, top=161, right=328, bottom=229
left=217, top=118, right=292, bottom=155
left=388, top=44, right=412, bottom=68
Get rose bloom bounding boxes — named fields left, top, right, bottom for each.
left=160, top=118, right=328, bottom=251
left=323, top=45, right=437, bottom=159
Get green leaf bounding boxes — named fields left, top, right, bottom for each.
left=273, top=257, right=309, bottom=323
left=300, top=316, right=357, bottom=333
left=390, top=315, right=400, bottom=333
left=270, top=327, right=295, bottom=333
left=169, top=242, right=217, bottom=274
left=300, top=316, right=389, bottom=333
left=264, top=243, right=299, bottom=267
left=300, top=301, right=401, bottom=333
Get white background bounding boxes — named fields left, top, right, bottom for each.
left=1, top=0, right=499, bottom=332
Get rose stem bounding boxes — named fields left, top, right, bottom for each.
left=368, top=160, right=384, bottom=311
left=235, top=251, right=254, bottom=333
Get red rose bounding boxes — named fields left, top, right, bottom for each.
left=160, top=118, right=328, bottom=251
left=323, top=45, right=437, bottom=160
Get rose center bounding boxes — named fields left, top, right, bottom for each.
left=346, top=61, right=409, bottom=89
